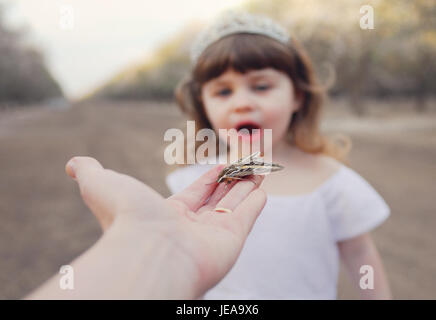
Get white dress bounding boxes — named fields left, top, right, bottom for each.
left=166, top=163, right=390, bottom=299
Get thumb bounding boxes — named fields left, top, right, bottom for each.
left=66, top=156, right=103, bottom=180
left=65, top=156, right=115, bottom=231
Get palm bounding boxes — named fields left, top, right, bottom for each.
left=165, top=197, right=248, bottom=289
left=66, top=157, right=266, bottom=293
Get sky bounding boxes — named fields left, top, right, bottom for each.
left=1, top=0, right=247, bottom=99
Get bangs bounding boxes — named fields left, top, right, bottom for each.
left=193, top=33, right=295, bottom=84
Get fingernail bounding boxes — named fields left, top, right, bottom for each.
left=66, top=159, right=77, bottom=180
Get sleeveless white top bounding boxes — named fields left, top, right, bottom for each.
left=166, top=163, right=390, bottom=299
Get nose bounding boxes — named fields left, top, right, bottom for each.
left=234, top=104, right=254, bottom=113
left=231, top=88, right=257, bottom=113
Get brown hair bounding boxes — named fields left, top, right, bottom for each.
left=175, top=33, right=351, bottom=163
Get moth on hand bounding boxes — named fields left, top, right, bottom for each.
left=214, top=151, right=284, bottom=185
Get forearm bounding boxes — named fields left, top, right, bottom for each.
left=25, top=219, right=201, bottom=300
left=339, top=234, right=392, bottom=299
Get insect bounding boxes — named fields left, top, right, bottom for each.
left=215, top=151, right=284, bottom=185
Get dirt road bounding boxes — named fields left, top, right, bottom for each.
left=1, top=100, right=435, bottom=299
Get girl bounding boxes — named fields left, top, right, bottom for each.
left=166, top=11, right=392, bottom=299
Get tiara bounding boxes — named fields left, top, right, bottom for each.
left=190, top=11, right=291, bottom=65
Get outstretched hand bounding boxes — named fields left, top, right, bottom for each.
left=64, top=157, right=266, bottom=297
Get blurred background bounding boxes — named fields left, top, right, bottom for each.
left=0, top=0, right=435, bottom=299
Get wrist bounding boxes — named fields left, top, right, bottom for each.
left=107, top=216, right=203, bottom=299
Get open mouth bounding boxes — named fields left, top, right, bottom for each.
left=235, top=122, right=261, bottom=134
left=234, top=122, right=262, bottom=142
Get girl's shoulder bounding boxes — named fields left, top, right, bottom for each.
left=313, top=155, right=383, bottom=199
left=267, top=151, right=384, bottom=204
left=292, top=154, right=391, bottom=242
left=316, top=156, right=391, bottom=239
left=313, top=154, right=343, bottom=180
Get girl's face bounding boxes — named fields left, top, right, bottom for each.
left=201, top=67, right=300, bottom=149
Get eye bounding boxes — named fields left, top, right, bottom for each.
left=253, top=84, right=270, bottom=91
left=216, top=88, right=232, bottom=96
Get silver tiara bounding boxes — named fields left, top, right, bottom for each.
left=190, top=10, right=291, bottom=65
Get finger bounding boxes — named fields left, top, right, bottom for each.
left=201, top=180, right=238, bottom=210
left=65, top=156, right=115, bottom=230
left=66, top=156, right=104, bottom=177
left=214, top=175, right=264, bottom=211
left=168, top=164, right=225, bottom=212
left=231, top=188, right=267, bottom=238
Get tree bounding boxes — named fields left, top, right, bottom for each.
left=0, top=4, right=63, bottom=105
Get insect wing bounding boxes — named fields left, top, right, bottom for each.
left=232, top=166, right=256, bottom=178
left=235, top=151, right=261, bottom=164
left=240, top=163, right=284, bottom=175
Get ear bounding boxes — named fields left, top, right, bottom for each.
left=294, top=90, right=304, bottom=112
